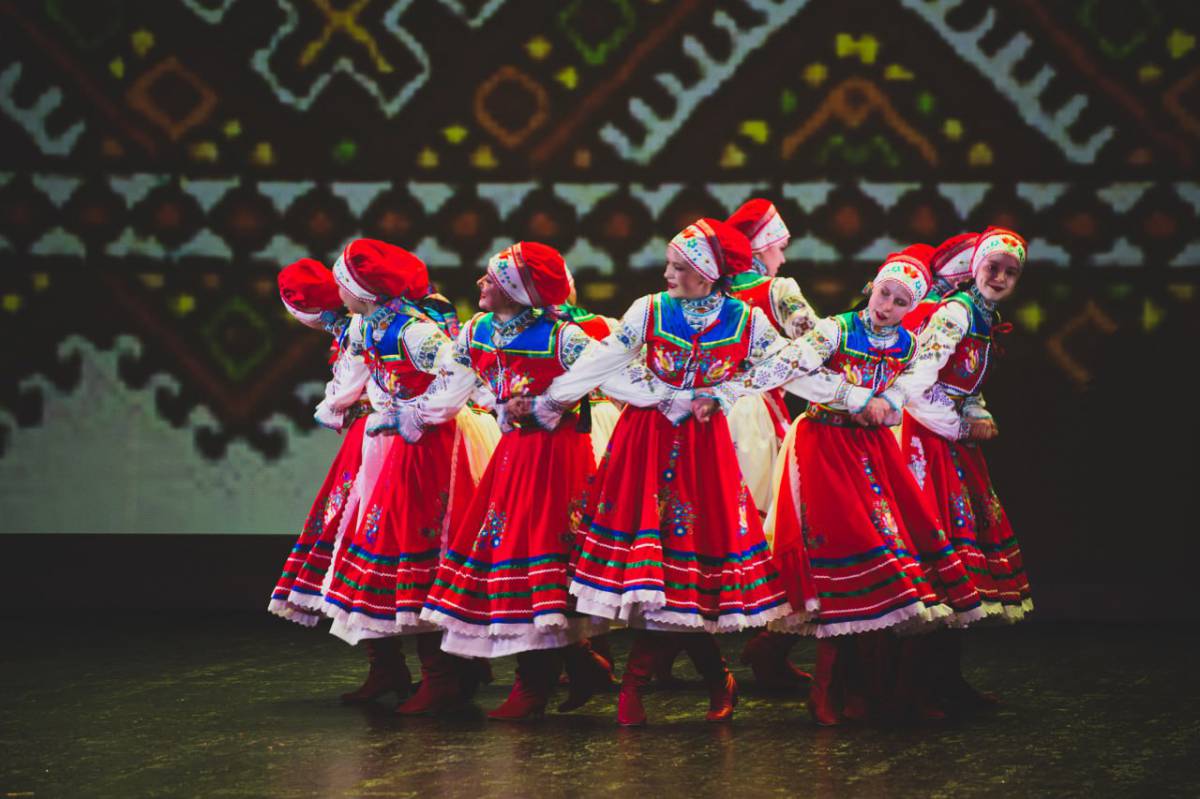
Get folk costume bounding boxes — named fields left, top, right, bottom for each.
left=723, top=198, right=821, bottom=691
left=892, top=228, right=1033, bottom=711
left=321, top=239, right=478, bottom=714
left=268, top=259, right=371, bottom=628
left=531, top=219, right=858, bottom=725
left=731, top=245, right=987, bottom=724
left=387, top=243, right=612, bottom=720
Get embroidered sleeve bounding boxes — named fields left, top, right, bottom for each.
left=709, top=316, right=870, bottom=411
left=411, top=324, right=483, bottom=430
left=886, top=300, right=970, bottom=409
left=537, top=296, right=651, bottom=426
left=314, top=315, right=370, bottom=429
left=557, top=323, right=593, bottom=369
left=402, top=320, right=450, bottom=375
left=771, top=277, right=819, bottom=338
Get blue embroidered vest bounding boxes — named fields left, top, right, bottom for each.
left=643, top=292, right=752, bottom=389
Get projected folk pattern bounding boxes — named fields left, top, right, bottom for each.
left=1, top=0, right=1199, bottom=460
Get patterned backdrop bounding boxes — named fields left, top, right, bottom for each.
left=0, top=0, right=1197, bottom=594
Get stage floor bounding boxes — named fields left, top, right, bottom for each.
left=2, top=616, right=1195, bottom=798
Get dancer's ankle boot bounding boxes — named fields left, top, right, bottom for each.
left=809, top=638, right=841, bottom=726
left=340, top=638, right=411, bottom=704
left=618, top=632, right=659, bottom=726
left=681, top=633, right=737, bottom=723
left=488, top=651, right=558, bottom=721
left=395, top=633, right=467, bottom=715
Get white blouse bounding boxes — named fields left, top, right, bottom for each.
left=765, top=275, right=820, bottom=339
left=314, top=314, right=370, bottom=431
left=715, top=314, right=879, bottom=413
left=533, top=292, right=857, bottom=428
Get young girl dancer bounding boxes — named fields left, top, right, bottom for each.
left=321, top=239, right=478, bottom=715
left=728, top=245, right=986, bottom=725
left=268, top=258, right=371, bottom=628
left=892, top=227, right=1033, bottom=711
left=723, top=198, right=821, bottom=691
left=383, top=242, right=613, bottom=721
left=527, top=219, right=864, bottom=725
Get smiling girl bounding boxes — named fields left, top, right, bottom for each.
left=888, top=227, right=1034, bottom=711
left=525, top=219, right=864, bottom=726
left=723, top=245, right=986, bottom=725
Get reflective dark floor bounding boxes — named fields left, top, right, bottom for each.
left=2, top=616, right=1196, bottom=798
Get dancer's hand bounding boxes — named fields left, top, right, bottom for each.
left=967, top=418, right=998, bottom=441
left=505, top=395, right=532, bottom=420
left=853, top=397, right=891, bottom=426
left=691, top=397, right=718, bottom=423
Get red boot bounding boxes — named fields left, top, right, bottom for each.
left=740, top=630, right=810, bottom=690
left=840, top=634, right=880, bottom=722
left=395, top=633, right=468, bottom=716
left=809, top=639, right=841, bottom=726
left=681, top=633, right=738, bottom=723
left=618, top=632, right=660, bottom=726
left=558, top=640, right=615, bottom=713
left=340, top=638, right=412, bottom=704
left=488, top=650, right=559, bottom=721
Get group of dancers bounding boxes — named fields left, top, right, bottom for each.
left=267, top=198, right=1033, bottom=726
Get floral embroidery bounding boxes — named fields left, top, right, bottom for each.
left=862, top=456, right=901, bottom=551
left=657, top=487, right=696, bottom=537
left=656, top=434, right=695, bottom=537
left=363, top=505, right=383, bottom=544
left=950, top=492, right=974, bottom=530
left=476, top=507, right=507, bottom=550
left=302, top=509, right=324, bottom=538
left=323, top=470, right=355, bottom=526
left=801, top=502, right=825, bottom=550
left=979, top=488, right=1005, bottom=531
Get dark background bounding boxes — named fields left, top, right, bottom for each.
left=1, top=0, right=1197, bottom=619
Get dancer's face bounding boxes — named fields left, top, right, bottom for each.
left=338, top=285, right=371, bottom=315
left=664, top=249, right=714, bottom=299
left=756, top=241, right=787, bottom=277
left=866, top=280, right=912, bottom=327
left=974, top=253, right=1023, bottom=303
left=476, top=272, right=507, bottom=311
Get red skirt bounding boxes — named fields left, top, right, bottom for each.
left=902, top=413, right=1033, bottom=621
left=323, top=420, right=474, bottom=644
left=267, top=415, right=366, bottom=626
left=421, top=418, right=605, bottom=657
left=771, top=412, right=984, bottom=638
left=569, top=406, right=791, bottom=633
